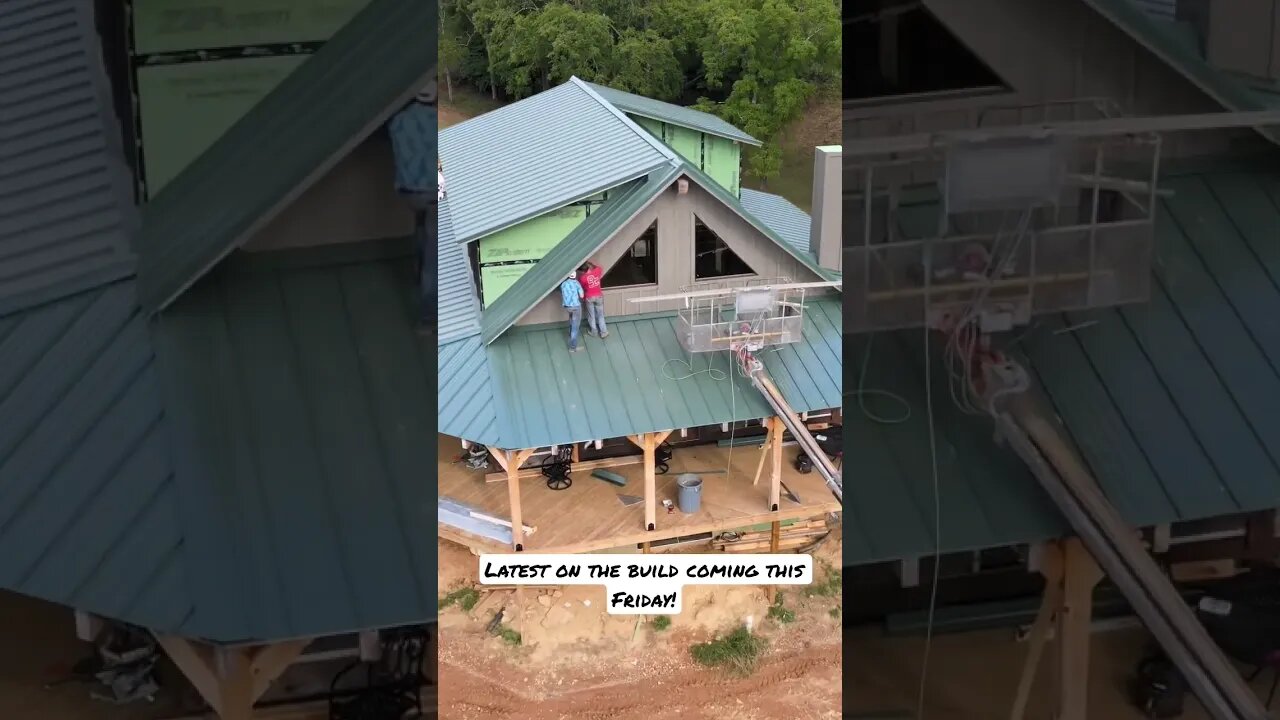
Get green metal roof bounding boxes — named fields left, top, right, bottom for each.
left=1080, top=0, right=1280, bottom=144
left=0, top=280, right=193, bottom=632
left=584, top=82, right=761, bottom=146
left=843, top=167, right=1280, bottom=565
left=488, top=299, right=843, bottom=449
left=739, top=189, right=814, bottom=256
left=479, top=165, right=682, bottom=344
left=136, top=0, right=436, bottom=313
left=156, top=246, right=436, bottom=641
left=0, top=0, right=138, bottom=316
left=437, top=198, right=481, bottom=344
left=439, top=78, right=674, bottom=244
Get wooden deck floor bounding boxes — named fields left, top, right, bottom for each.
left=437, top=434, right=841, bottom=553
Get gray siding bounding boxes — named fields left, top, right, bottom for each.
left=1206, top=0, right=1280, bottom=81
left=244, top=136, right=414, bottom=251
left=844, top=0, right=1254, bottom=166
left=518, top=181, right=829, bottom=325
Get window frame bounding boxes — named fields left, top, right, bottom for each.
left=692, top=215, right=754, bottom=282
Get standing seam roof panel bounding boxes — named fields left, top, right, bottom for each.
left=585, top=82, right=761, bottom=146
left=436, top=199, right=480, bottom=343
left=137, top=0, right=436, bottom=313
left=439, top=81, right=673, bottom=243
left=0, top=0, right=136, bottom=316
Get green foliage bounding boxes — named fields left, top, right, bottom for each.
left=499, top=627, right=522, bottom=645
left=441, top=0, right=840, bottom=180
left=689, top=625, right=767, bottom=675
left=767, top=592, right=796, bottom=624
left=651, top=615, right=673, bottom=631
left=440, top=586, right=480, bottom=611
left=804, top=561, right=842, bottom=598
left=828, top=606, right=841, bottom=619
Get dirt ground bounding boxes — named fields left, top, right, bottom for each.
left=437, top=536, right=845, bottom=719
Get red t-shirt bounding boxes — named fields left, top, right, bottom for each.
left=580, top=266, right=604, bottom=299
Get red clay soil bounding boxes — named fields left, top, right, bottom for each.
left=439, top=639, right=841, bottom=720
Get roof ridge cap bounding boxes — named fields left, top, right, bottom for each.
left=571, top=77, right=680, bottom=165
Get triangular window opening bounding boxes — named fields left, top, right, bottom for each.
left=844, top=1, right=1006, bottom=100
left=602, top=221, right=658, bottom=288
left=694, top=217, right=752, bottom=280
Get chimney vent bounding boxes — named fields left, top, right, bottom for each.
left=809, top=146, right=842, bottom=272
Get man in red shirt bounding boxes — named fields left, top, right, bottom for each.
left=578, top=261, right=608, bottom=339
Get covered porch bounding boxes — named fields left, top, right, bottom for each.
left=437, top=426, right=842, bottom=554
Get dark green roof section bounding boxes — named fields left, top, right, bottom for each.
left=585, top=82, right=761, bottom=146
left=137, top=0, right=436, bottom=314
left=0, top=0, right=138, bottom=316
left=155, top=249, right=436, bottom=641
left=1079, top=0, right=1280, bottom=143
left=488, top=298, right=842, bottom=449
left=479, top=164, right=682, bottom=344
left=0, top=280, right=192, bottom=632
left=843, top=168, right=1280, bottom=565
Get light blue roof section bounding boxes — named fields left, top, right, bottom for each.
left=740, top=189, right=813, bottom=256
left=436, top=199, right=480, bottom=343
left=438, top=336, right=500, bottom=446
left=439, top=79, right=672, bottom=243
left=586, top=82, right=761, bottom=146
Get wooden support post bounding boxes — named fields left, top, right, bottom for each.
left=1010, top=544, right=1064, bottom=720
left=1055, top=538, right=1104, bottom=720
left=215, top=647, right=254, bottom=720
left=643, top=433, right=657, bottom=531
left=492, top=449, right=534, bottom=551
left=770, top=521, right=781, bottom=553
left=769, top=416, right=783, bottom=511
left=752, top=421, right=773, bottom=486
left=155, top=635, right=309, bottom=719
left=628, top=431, right=672, bottom=532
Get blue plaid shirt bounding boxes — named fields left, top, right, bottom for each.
left=560, top=278, right=583, bottom=308
left=388, top=102, right=435, bottom=193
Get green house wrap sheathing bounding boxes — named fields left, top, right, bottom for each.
left=480, top=167, right=682, bottom=344
left=136, top=57, right=307, bottom=194
left=478, top=206, right=588, bottom=305
left=138, top=0, right=437, bottom=313
left=627, top=114, right=742, bottom=197
left=705, top=134, right=741, bottom=197
left=130, top=0, right=374, bottom=54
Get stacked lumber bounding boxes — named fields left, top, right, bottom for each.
left=711, top=519, right=830, bottom=553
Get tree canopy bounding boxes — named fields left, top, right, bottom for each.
left=439, top=0, right=841, bottom=182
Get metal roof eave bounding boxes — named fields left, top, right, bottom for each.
left=1078, top=0, right=1280, bottom=145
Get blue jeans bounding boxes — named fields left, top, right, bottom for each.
left=566, top=306, right=582, bottom=349
left=585, top=297, right=607, bottom=336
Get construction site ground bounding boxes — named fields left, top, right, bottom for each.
left=437, top=535, right=845, bottom=719
left=4, top=585, right=1276, bottom=719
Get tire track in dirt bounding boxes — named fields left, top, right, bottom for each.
left=439, top=644, right=841, bottom=720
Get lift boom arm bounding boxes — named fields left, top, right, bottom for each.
left=995, top=392, right=1270, bottom=720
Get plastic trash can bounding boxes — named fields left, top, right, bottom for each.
left=676, top=473, right=703, bottom=513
